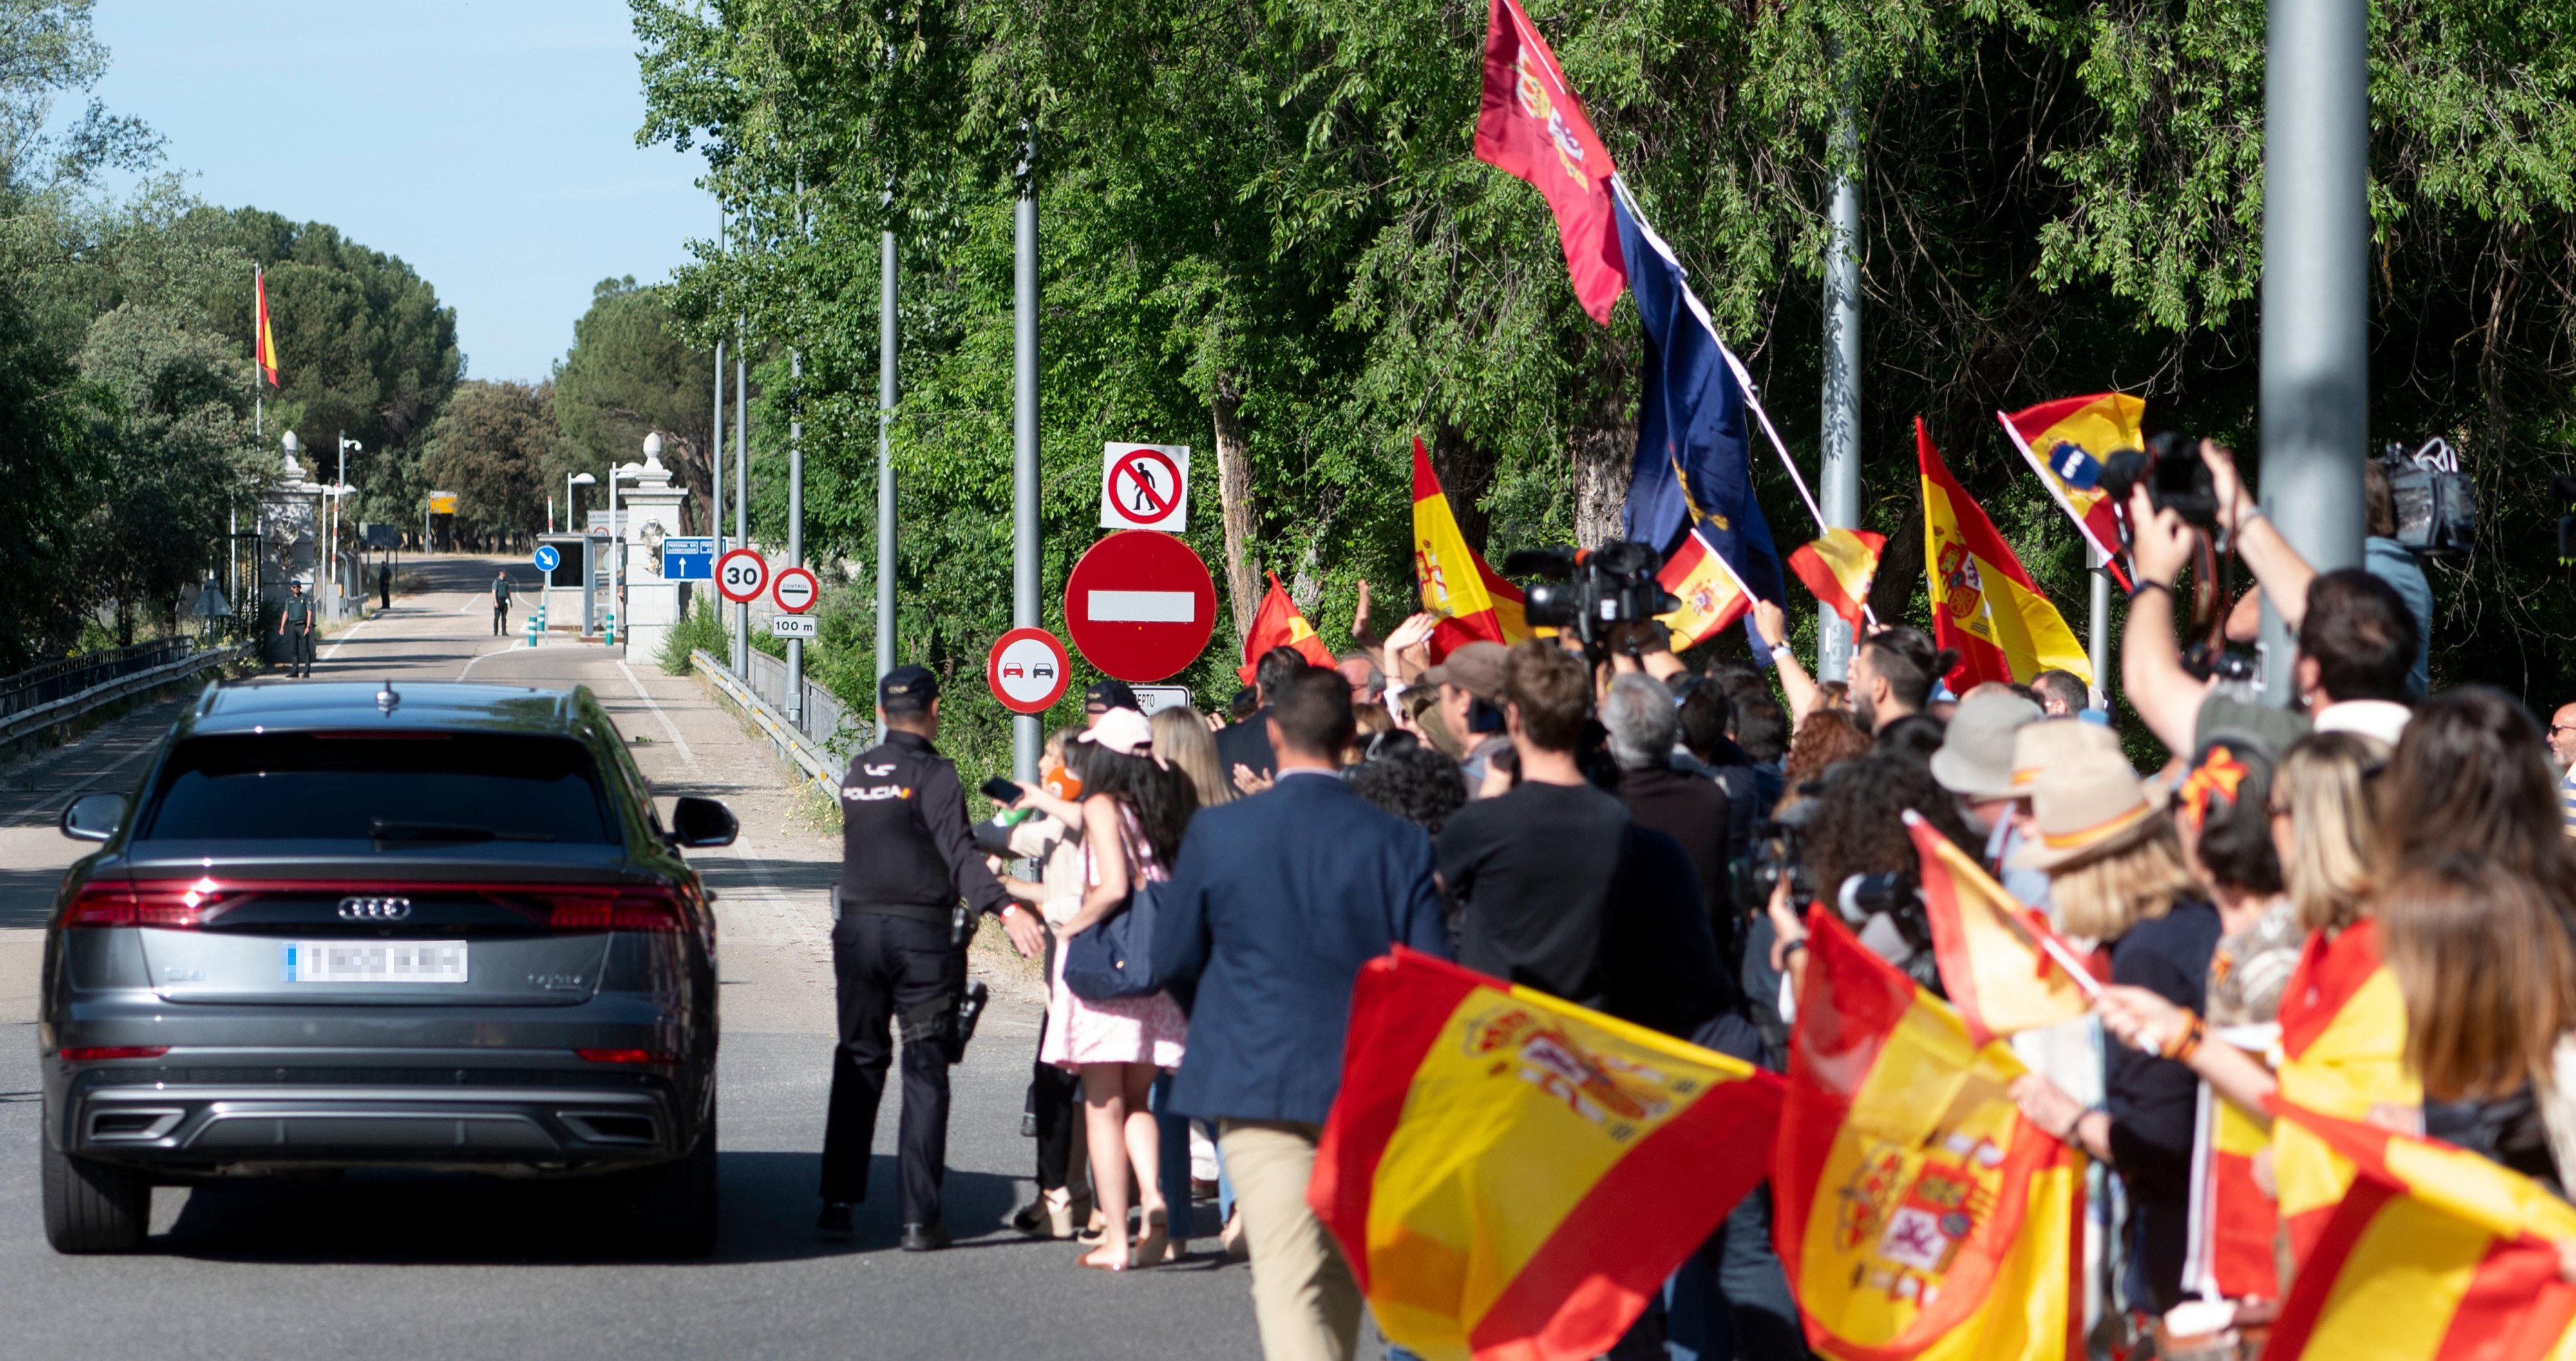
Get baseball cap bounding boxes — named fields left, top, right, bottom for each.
left=878, top=664, right=939, bottom=714
left=1085, top=679, right=1140, bottom=713
left=1929, top=690, right=2044, bottom=799
left=1419, top=641, right=1508, bottom=700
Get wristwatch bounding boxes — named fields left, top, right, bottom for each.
left=1768, top=642, right=1794, bottom=663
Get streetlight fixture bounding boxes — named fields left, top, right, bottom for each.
left=328, top=435, right=361, bottom=616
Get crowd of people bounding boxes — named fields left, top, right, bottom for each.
left=825, top=436, right=2576, bottom=1360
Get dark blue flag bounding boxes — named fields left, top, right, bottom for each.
left=1613, top=189, right=1786, bottom=652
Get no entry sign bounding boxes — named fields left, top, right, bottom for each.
left=987, top=627, right=1072, bottom=714
left=1099, top=443, right=1190, bottom=532
left=717, top=548, right=768, bottom=604
left=1063, top=531, right=1217, bottom=683
left=773, top=566, right=819, bottom=614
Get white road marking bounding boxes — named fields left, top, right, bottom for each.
left=319, top=608, right=394, bottom=662
left=615, top=658, right=697, bottom=768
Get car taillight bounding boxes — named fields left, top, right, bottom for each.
left=544, top=888, right=690, bottom=933
left=64, top=878, right=229, bottom=929
left=576, top=1048, right=679, bottom=1065
left=59, top=1046, right=169, bottom=1061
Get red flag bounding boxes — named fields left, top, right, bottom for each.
left=1473, top=0, right=1625, bottom=325
left=1786, top=527, right=1884, bottom=628
left=254, top=265, right=280, bottom=388
left=1414, top=438, right=1531, bottom=660
left=1918, top=419, right=2092, bottom=690
left=1238, top=571, right=1333, bottom=685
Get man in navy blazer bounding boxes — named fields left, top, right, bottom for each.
left=1154, top=667, right=1449, bottom=1361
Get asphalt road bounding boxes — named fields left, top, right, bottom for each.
left=0, top=557, right=1267, bottom=1360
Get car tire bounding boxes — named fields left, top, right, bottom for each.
left=614, top=1103, right=717, bottom=1258
left=41, top=1137, right=149, bottom=1254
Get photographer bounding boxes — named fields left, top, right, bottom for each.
left=2123, top=444, right=2419, bottom=757
left=1762, top=754, right=1977, bottom=998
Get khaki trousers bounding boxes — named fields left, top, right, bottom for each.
left=1218, top=1119, right=1363, bottom=1361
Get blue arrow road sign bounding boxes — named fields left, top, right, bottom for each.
left=533, top=544, right=561, bottom=573
left=660, top=536, right=715, bottom=581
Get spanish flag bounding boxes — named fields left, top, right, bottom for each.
left=1996, top=394, right=2143, bottom=589
left=2264, top=1099, right=2576, bottom=1361
left=1237, top=570, right=1334, bottom=685
left=2274, top=919, right=2420, bottom=1265
left=1413, top=437, right=1530, bottom=660
left=254, top=263, right=280, bottom=388
left=1789, top=527, right=1886, bottom=628
left=1311, top=949, right=1783, bottom=1361
left=1908, top=810, right=2097, bottom=1049
left=1918, top=418, right=2092, bottom=690
left=1776, top=909, right=2084, bottom=1361
left=1655, top=525, right=1749, bottom=651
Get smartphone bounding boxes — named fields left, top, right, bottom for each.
left=1468, top=697, right=1506, bottom=735
left=980, top=776, right=1023, bottom=803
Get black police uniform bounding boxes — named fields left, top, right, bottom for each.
left=818, top=671, right=1011, bottom=1236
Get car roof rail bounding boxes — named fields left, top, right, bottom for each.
left=194, top=681, right=222, bottom=716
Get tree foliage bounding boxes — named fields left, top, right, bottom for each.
left=421, top=380, right=553, bottom=540
left=553, top=275, right=717, bottom=529
left=625, top=0, right=2576, bottom=783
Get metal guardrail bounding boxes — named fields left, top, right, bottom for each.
left=0, top=642, right=240, bottom=747
left=691, top=650, right=869, bottom=799
left=740, top=648, right=858, bottom=757
left=0, top=638, right=193, bottom=721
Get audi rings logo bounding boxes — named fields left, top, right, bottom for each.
left=337, top=896, right=413, bottom=921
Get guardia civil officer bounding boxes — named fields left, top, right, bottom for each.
left=819, top=665, right=1046, bottom=1250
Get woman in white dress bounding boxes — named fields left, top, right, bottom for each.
left=1046, top=708, right=1195, bottom=1270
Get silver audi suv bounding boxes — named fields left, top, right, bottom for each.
left=35, top=680, right=734, bottom=1254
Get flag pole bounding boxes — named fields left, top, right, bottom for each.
left=254, top=264, right=262, bottom=439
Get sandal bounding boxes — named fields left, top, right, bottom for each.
left=1130, top=1204, right=1170, bottom=1268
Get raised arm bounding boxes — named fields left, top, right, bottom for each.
left=1752, top=599, right=1823, bottom=723
left=2119, top=488, right=2209, bottom=757
left=2202, top=441, right=2316, bottom=633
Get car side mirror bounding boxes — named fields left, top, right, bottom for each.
left=668, top=795, right=737, bottom=849
left=61, top=793, right=126, bottom=843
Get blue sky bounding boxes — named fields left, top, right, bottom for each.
left=85, top=1, right=712, bottom=382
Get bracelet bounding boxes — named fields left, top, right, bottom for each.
left=1781, top=937, right=1809, bottom=957
left=999, top=903, right=1020, bottom=919
left=2161, top=1009, right=2207, bottom=1063
left=1767, top=642, right=1793, bottom=661
left=2058, top=1105, right=2103, bottom=1145
left=2131, top=578, right=2175, bottom=602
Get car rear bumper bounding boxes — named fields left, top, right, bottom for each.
left=48, top=1053, right=702, bottom=1175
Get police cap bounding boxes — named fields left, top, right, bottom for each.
left=879, top=664, right=939, bottom=714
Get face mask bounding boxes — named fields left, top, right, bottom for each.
left=1043, top=766, right=1083, bottom=801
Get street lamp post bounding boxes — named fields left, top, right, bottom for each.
left=332, top=435, right=361, bottom=617
left=610, top=445, right=650, bottom=651
left=565, top=471, right=598, bottom=634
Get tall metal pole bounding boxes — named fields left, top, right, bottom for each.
left=2258, top=0, right=2370, bottom=705
left=2088, top=542, right=2112, bottom=706
left=711, top=204, right=726, bottom=636
left=1011, top=129, right=1041, bottom=783
left=734, top=327, right=748, bottom=673
left=786, top=182, right=806, bottom=725
left=1817, top=117, right=1864, bottom=683
left=876, top=215, right=898, bottom=684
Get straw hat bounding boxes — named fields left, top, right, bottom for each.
left=2008, top=717, right=2123, bottom=794
left=1929, top=690, right=2044, bottom=798
left=2008, top=748, right=2162, bottom=870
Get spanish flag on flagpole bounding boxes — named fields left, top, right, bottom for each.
left=1918, top=418, right=2092, bottom=690
left=2273, top=919, right=2420, bottom=1265
left=1654, top=525, right=1750, bottom=651
left=1776, top=910, right=2083, bottom=1361
left=2264, top=1099, right=2576, bottom=1361
left=1413, top=437, right=1530, bottom=660
left=1311, top=949, right=1783, bottom=1361
left=1789, top=527, right=1886, bottom=628
left=1906, top=810, right=2098, bottom=1049
left=254, top=263, right=280, bottom=388
left=1996, top=395, right=2142, bottom=590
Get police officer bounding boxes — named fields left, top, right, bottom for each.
left=277, top=581, right=315, bottom=677
left=819, top=664, right=1045, bottom=1250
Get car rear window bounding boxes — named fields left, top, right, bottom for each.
left=137, top=732, right=620, bottom=844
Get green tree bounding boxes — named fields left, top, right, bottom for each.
left=553, top=275, right=716, bottom=529
left=420, top=380, right=553, bottom=543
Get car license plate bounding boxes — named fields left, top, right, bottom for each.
left=283, top=941, right=468, bottom=984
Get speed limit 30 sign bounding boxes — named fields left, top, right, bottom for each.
left=716, top=548, right=768, bottom=604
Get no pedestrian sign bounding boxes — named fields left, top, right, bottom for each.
left=1063, top=529, right=1216, bottom=683
left=1099, top=443, right=1189, bottom=532
left=987, top=628, right=1072, bottom=714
